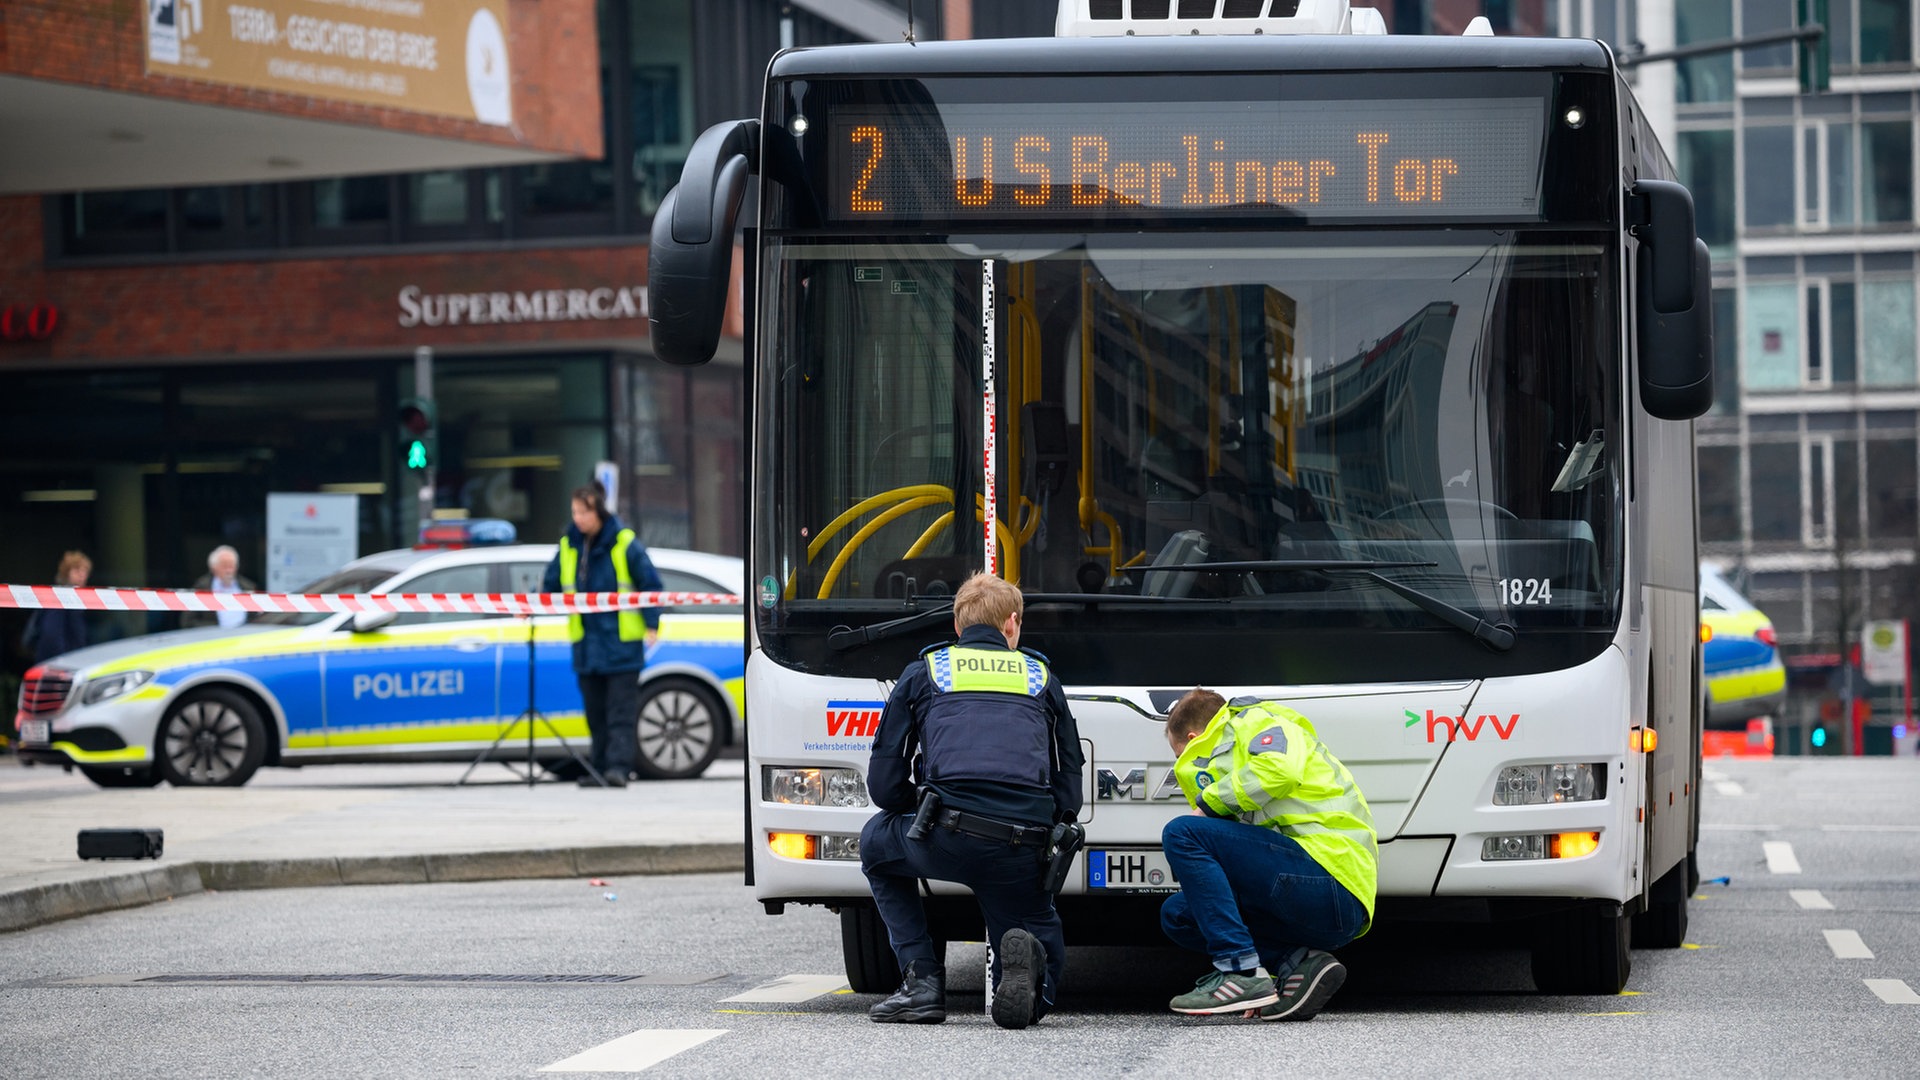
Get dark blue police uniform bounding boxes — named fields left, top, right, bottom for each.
left=860, top=622, right=1084, bottom=1013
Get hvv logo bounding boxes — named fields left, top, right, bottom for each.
left=1403, top=708, right=1520, bottom=743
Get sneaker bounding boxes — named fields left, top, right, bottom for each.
left=992, top=929, right=1047, bottom=1029
left=1169, top=969, right=1278, bottom=1015
left=1259, top=950, right=1346, bottom=1021
left=868, top=964, right=946, bottom=1024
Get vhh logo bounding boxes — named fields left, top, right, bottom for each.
left=825, top=701, right=883, bottom=739
left=1404, top=708, right=1520, bottom=743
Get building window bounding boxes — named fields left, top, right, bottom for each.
left=59, top=190, right=168, bottom=256
left=1750, top=441, right=1803, bottom=541
left=1799, top=121, right=1856, bottom=229
left=1858, top=0, right=1914, bottom=65
left=1744, top=282, right=1802, bottom=389
left=1804, top=436, right=1834, bottom=546
left=630, top=0, right=695, bottom=219
left=178, top=185, right=275, bottom=252
left=1739, top=0, right=1795, bottom=72
left=293, top=177, right=393, bottom=246
left=1804, top=283, right=1828, bottom=388
left=1861, top=278, right=1917, bottom=386
left=1698, top=444, right=1743, bottom=541
left=1712, top=287, right=1740, bottom=412
left=1677, top=0, right=1735, bottom=103
left=1861, top=119, right=1914, bottom=225
left=1744, top=125, right=1796, bottom=230
left=1681, top=130, right=1737, bottom=248
left=1866, top=437, right=1918, bottom=540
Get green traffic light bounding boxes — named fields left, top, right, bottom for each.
left=1811, top=726, right=1828, bottom=748
left=407, top=440, right=429, bottom=469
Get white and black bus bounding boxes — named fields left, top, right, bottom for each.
left=649, top=0, right=1713, bottom=995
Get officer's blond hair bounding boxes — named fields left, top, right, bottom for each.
left=953, top=572, right=1022, bottom=632
left=1167, top=687, right=1227, bottom=740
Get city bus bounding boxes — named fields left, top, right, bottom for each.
left=649, top=0, right=1714, bottom=995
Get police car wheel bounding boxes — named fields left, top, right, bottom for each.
left=80, top=765, right=163, bottom=789
left=156, top=688, right=268, bottom=788
left=632, top=678, right=724, bottom=780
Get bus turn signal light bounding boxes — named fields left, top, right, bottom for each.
left=1550, top=831, right=1601, bottom=859
left=768, top=832, right=816, bottom=860
left=1631, top=726, right=1658, bottom=753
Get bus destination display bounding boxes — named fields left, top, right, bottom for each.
left=830, top=98, right=1547, bottom=222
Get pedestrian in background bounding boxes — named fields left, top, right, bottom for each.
left=26, top=550, right=93, bottom=663
left=542, top=482, right=662, bottom=788
left=182, top=545, right=257, bottom=630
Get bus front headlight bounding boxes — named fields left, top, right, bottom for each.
left=1492, top=763, right=1603, bottom=805
left=763, top=766, right=870, bottom=807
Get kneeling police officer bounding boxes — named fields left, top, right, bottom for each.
left=860, top=573, right=1084, bottom=1029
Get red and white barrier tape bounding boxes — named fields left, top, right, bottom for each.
left=0, top=585, right=740, bottom=617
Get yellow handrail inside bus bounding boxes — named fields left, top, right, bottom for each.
left=817, top=494, right=949, bottom=599
left=806, top=483, right=956, bottom=564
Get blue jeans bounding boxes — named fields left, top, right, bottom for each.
left=1159, top=814, right=1368, bottom=974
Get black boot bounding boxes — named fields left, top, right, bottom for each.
left=868, top=962, right=946, bottom=1024
left=991, top=929, right=1047, bottom=1030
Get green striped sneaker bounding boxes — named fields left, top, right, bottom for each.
left=1169, top=969, right=1278, bottom=1015
left=1260, top=950, right=1347, bottom=1021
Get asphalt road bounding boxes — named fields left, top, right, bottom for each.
left=3, top=757, right=1917, bottom=1078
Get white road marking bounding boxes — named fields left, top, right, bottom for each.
left=1703, top=823, right=1781, bottom=831
left=1763, top=841, right=1802, bottom=874
left=1819, top=824, right=1920, bottom=833
left=1824, top=930, right=1874, bottom=959
left=719, top=974, right=850, bottom=1003
left=1702, top=766, right=1729, bottom=782
left=540, top=1030, right=727, bottom=1073
left=1714, top=780, right=1746, bottom=797
left=1866, top=979, right=1920, bottom=1005
left=1790, top=889, right=1834, bottom=910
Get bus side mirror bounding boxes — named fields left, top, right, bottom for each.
left=1633, top=180, right=1714, bottom=420
left=648, top=119, right=760, bottom=366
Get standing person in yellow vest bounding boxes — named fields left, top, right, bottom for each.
left=860, top=573, right=1085, bottom=1030
left=1160, top=688, right=1377, bottom=1020
left=541, top=483, right=663, bottom=788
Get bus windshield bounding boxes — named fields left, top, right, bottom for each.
left=757, top=231, right=1621, bottom=683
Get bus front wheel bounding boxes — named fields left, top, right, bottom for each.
left=841, top=904, right=897, bottom=994
left=1530, top=903, right=1631, bottom=994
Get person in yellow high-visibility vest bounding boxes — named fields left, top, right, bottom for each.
left=1160, top=687, right=1377, bottom=1021
left=541, top=483, right=663, bottom=788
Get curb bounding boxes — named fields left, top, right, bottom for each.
left=0, top=843, right=742, bottom=935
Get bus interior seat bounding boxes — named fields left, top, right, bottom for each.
left=1141, top=529, right=1210, bottom=598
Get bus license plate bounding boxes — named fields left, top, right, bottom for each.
left=19, top=720, right=50, bottom=744
left=1087, top=849, right=1178, bottom=892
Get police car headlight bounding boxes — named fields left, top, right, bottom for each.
left=763, top=767, right=870, bottom=807
left=1492, top=763, right=1603, bottom=806
left=81, top=671, right=155, bottom=705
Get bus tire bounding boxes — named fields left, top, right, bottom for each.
left=1632, top=860, right=1690, bottom=949
left=632, top=678, right=724, bottom=780
left=841, top=904, right=897, bottom=994
left=1530, top=903, right=1631, bottom=994
left=156, top=688, right=267, bottom=787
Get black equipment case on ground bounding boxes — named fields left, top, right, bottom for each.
left=77, top=828, right=164, bottom=860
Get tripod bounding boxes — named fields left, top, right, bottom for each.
left=458, top=616, right=607, bottom=788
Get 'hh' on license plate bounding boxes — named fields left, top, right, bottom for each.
left=19, top=720, right=50, bottom=744
left=1088, top=849, right=1179, bottom=892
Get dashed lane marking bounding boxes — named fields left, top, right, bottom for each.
left=1819, top=824, right=1920, bottom=833
left=1581, top=1011, right=1645, bottom=1017
left=1763, top=841, right=1802, bottom=874
left=540, top=1030, right=727, bottom=1073
left=719, top=974, right=850, bottom=1004
left=1866, top=979, right=1920, bottom=1005
left=1824, top=930, right=1875, bottom=960
left=1713, top=780, right=1746, bottom=797
left=1791, top=889, right=1834, bottom=910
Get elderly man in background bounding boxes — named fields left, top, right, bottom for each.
left=182, top=546, right=258, bottom=630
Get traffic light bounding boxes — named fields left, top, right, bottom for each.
left=398, top=397, right=437, bottom=472
left=1799, top=0, right=1830, bottom=94
left=1811, top=724, right=1828, bottom=749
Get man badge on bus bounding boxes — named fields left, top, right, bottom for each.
left=1159, top=688, right=1378, bottom=1019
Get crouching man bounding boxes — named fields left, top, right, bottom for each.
left=1160, top=688, right=1378, bottom=1020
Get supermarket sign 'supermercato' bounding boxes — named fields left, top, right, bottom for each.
left=145, top=0, right=514, bottom=125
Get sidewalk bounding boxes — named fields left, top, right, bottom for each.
left=0, top=756, right=745, bottom=934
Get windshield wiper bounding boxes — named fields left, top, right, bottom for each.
left=1136, top=559, right=1513, bottom=650
left=827, top=603, right=956, bottom=651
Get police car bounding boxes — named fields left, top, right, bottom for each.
left=13, top=544, right=743, bottom=787
left=1701, top=562, right=1787, bottom=728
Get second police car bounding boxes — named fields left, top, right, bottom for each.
left=13, top=544, right=744, bottom=787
